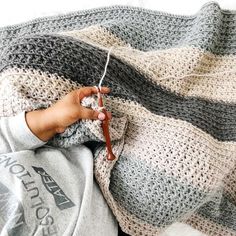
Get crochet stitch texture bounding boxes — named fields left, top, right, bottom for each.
left=0, top=2, right=236, bottom=235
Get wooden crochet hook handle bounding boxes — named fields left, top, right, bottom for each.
left=97, top=90, right=116, bottom=161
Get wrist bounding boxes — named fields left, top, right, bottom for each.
left=25, top=108, right=59, bottom=142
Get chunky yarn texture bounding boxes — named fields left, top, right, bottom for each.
left=0, top=2, right=236, bottom=235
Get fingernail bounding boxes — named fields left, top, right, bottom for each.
left=98, top=112, right=106, bottom=120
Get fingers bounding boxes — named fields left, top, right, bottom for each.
left=98, top=87, right=111, bottom=94
left=78, top=86, right=110, bottom=100
left=76, top=86, right=112, bottom=120
left=80, top=107, right=112, bottom=121
left=97, top=111, right=112, bottom=120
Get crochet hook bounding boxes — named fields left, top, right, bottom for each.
left=97, top=87, right=116, bottom=161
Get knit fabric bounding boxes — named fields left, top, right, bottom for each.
left=0, top=2, right=236, bottom=235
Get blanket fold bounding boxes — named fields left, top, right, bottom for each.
left=0, top=2, right=236, bottom=235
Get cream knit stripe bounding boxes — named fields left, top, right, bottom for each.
left=58, top=25, right=128, bottom=49
left=184, top=213, right=236, bottom=236
left=0, top=67, right=81, bottom=116
left=103, top=97, right=236, bottom=198
left=0, top=67, right=235, bottom=195
left=117, top=121, right=232, bottom=192
left=60, top=26, right=236, bottom=103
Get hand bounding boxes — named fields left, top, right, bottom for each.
left=25, top=86, right=111, bottom=142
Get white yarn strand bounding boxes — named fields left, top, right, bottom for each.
left=98, top=46, right=113, bottom=89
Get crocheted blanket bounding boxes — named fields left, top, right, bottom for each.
left=0, top=2, right=236, bottom=235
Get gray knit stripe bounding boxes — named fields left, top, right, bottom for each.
left=1, top=34, right=236, bottom=142
left=196, top=192, right=236, bottom=231
left=103, top=3, right=236, bottom=53
left=110, top=155, right=236, bottom=231
left=0, top=3, right=236, bottom=54
left=109, top=155, right=207, bottom=227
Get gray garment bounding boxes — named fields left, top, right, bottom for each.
left=0, top=111, right=118, bottom=236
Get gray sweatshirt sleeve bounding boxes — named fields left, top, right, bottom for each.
left=0, top=111, right=47, bottom=154
left=0, top=111, right=118, bottom=236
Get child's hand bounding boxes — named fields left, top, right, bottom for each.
left=47, top=86, right=111, bottom=132
left=25, top=86, right=111, bottom=142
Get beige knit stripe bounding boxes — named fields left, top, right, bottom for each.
left=184, top=213, right=236, bottom=236
left=58, top=25, right=128, bottom=48
left=59, top=26, right=236, bottom=103
left=112, top=202, right=165, bottom=236
left=0, top=67, right=81, bottom=116
left=1, top=67, right=235, bottom=195
left=103, top=96, right=236, bottom=194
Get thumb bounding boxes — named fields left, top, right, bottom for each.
left=80, top=107, right=105, bottom=120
